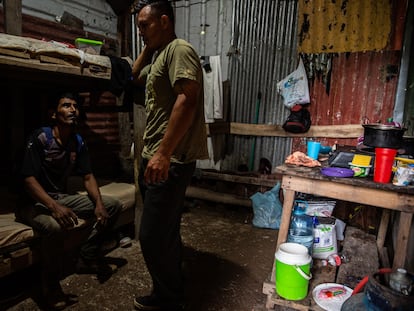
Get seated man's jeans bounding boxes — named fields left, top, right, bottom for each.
left=16, top=194, right=121, bottom=286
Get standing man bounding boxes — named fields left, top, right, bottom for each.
left=16, top=91, right=121, bottom=310
left=132, top=1, right=208, bottom=310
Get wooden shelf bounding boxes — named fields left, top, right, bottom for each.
left=0, top=33, right=112, bottom=91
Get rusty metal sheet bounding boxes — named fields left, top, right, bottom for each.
left=298, top=0, right=392, bottom=53
left=308, top=51, right=400, bottom=126
left=293, top=50, right=401, bottom=152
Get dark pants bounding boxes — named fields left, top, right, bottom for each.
left=16, top=194, right=121, bottom=290
left=138, top=159, right=195, bottom=304
left=17, top=194, right=121, bottom=259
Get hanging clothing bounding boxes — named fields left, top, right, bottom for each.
left=202, top=55, right=223, bottom=123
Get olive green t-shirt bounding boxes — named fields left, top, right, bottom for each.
left=142, top=38, right=208, bottom=163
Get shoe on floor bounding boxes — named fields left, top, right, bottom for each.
left=133, top=294, right=183, bottom=311
left=119, top=236, right=132, bottom=248
left=42, top=281, right=71, bottom=310
left=76, top=257, right=116, bottom=274
left=76, top=257, right=117, bottom=282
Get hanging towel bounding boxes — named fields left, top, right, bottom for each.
left=202, top=55, right=223, bottom=123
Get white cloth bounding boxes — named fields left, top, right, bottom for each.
left=196, top=137, right=221, bottom=170
left=203, top=55, right=223, bottom=123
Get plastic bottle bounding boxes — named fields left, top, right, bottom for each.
left=287, top=203, right=314, bottom=256
left=389, top=268, right=413, bottom=295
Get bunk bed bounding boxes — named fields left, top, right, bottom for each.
left=0, top=33, right=136, bottom=278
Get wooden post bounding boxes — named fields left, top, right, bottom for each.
left=4, top=0, right=22, bottom=36
left=133, top=101, right=146, bottom=239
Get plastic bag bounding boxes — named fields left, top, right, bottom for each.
left=277, top=58, right=310, bottom=108
left=313, top=223, right=337, bottom=259
left=250, top=182, right=282, bottom=229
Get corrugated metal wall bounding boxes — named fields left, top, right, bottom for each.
left=21, top=0, right=118, bottom=39
left=224, top=0, right=298, bottom=171
left=174, top=0, right=408, bottom=172
left=174, top=0, right=299, bottom=171
left=174, top=0, right=232, bottom=80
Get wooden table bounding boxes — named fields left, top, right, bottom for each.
left=263, top=164, right=414, bottom=310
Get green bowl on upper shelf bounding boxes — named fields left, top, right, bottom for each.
left=75, top=38, right=103, bottom=54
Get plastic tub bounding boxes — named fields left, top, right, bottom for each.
left=75, top=38, right=103, bottom=54
left=348, top=163, right=372, bottom=177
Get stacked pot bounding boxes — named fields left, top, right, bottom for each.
left=362, top=124, right=406, bottom=183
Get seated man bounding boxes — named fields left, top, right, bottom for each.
left=15, top=91, right=121, bottom=310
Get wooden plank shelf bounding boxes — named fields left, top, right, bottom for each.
left=0, top=33, right=112, bottom=88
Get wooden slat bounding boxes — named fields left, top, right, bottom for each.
left=394, top=212, right=413, bottom=268
left=0, top=54, right=80, bottom=75
left=185, top=186, right=251, bottom=207
left=199, top=170, right=280, bottom=188
left=38, top=54, right=75, bottom=66
left=0, top=54, right=113, bottom=81
left=230, top=122, right=364, bottom=138
left=0, top=47, right=30, bottom=59
left=376, top=209, right=390, bottom=251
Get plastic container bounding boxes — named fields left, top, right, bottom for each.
left=363, top=271, right=414, bottom=310
left=392, top=164, right=414, bottom=186
left=374, top=147, right=397, bottom=183
left=287, top=204, right=314, bottom=256
left=348, top=163, right=372, bottom=177
left=312, top=222, right=337, bottom=259
left=389, top=268, right=413, bottom=296
left=275, top=243, right=312, bottom=300
left=307, top=141, right=321, bottom=160
left=75, top=38, right=103, bottom=54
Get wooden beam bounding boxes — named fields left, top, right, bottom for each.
left=185, top=186, right=252, bottom=207
left=229, top=122, right=364, bottom=138
left=199, top=170, right=280, bottom=188
left=133, top=103, right=146, bottom=239
left=206, top=122, right=364, bottom=138
left=4, top=0, right=22, bottom=36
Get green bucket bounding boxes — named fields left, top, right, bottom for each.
left=275, top=243, right=312, bottom=300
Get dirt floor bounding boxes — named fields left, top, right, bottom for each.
left=2, top=199, right=280, bottom=311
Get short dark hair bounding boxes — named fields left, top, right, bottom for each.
left=133, top=0, right=174, bottom=24
left=50, top=91, right=79, bottom=110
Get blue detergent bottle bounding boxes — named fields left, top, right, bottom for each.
left=287, top=202, right=314, bottom=256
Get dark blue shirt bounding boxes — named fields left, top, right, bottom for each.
left=20, top=127, right=91, bottom=197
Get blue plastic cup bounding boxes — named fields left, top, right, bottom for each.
left=307, top=141, right=321, bottom=160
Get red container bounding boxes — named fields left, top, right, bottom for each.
left=373, top=148, right=397, bottom=183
